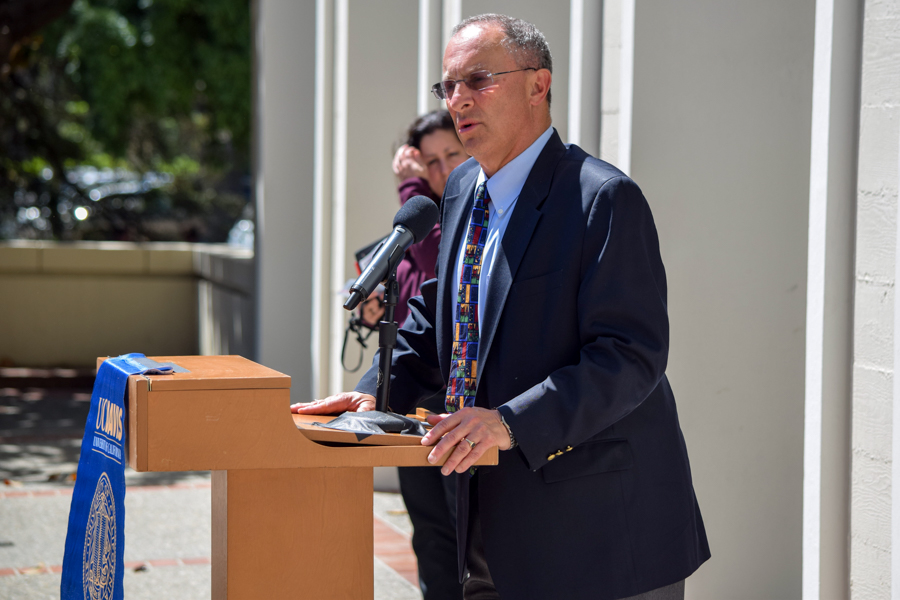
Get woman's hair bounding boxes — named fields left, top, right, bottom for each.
left=406, top=110, right=455, bottom=149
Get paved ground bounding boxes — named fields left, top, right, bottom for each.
left=0, top=370, right=422, bottom=599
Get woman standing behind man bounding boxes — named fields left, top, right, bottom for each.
left=392, top=110, right=467, bottom=324
left=392, top=110, right=468, bottom=600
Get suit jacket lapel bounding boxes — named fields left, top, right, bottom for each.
left=437, top=165, right=480, bottom=382
left=476, top=131, right=567, bottom=385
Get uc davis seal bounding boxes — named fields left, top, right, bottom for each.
left=83, top=472, right=116, bottom=600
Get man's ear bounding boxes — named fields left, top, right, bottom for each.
left=529, top=68, right=552, bottom=106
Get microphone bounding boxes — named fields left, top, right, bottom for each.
left=343, top=196, right=439, bottom=311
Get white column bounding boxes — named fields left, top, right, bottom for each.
left=617, top=0, right=633, bottom=174
left=311, top=0, right=334, bottom=399
left=255, top=0, right=318, bottom=402
left=443, top=0, right=462, bottom=50
left=568, top=0, right=584, bottom=147
left=567, top=0, right=603, bottom=155
left=802, top=0, right=861, bottom=597
left=599, top=0, right=621, bottom=165
left=802, top=0, right=831, bottom=584
left=419, top=0, right=443, bottom=115
left=327, top=0, right=349, bottom=395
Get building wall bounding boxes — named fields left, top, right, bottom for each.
left=851, top=1, right=900, bottom=597
left=0, top=242, right=252, bottom=368
left=630, top=1, right=816, bottom=597
left=197, top=249, right=256, bottom=359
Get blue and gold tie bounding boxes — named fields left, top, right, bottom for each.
left=446, top=182, right=490, bottom=413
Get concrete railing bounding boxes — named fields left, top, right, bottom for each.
left=0, top=241, right=254, bottom=368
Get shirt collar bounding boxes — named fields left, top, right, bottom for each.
left=476, top=126, right=554, bottom=212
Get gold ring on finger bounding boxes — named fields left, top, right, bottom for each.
left=463, top=438, right=475, bottom=450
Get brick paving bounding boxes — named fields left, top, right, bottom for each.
left=374, top=512, right=419, bottom=587
left=0, top=480, right=414, bottom=582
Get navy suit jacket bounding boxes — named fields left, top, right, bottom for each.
left=357, top=130, right=710, bottom=600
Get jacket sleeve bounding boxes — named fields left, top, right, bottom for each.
left=354, top=278, right=445, bottom=416
left=497, top=176, right=671, bottom=471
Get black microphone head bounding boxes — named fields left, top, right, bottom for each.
left=393, top=195, right=439, bottom=242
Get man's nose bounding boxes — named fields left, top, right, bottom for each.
left=446, top=81, right=472, bottom=111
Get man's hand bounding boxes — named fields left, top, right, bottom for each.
left=290, top=392, right=376, bottom=414
left=421, top=408, right=511, bottom=475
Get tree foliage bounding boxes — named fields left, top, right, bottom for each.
left=0, top=0, right=251, bottom=242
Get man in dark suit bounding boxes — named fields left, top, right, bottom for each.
left=294, top=13, right=710, bottom=600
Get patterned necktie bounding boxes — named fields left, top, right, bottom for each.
left=446, top=182, right=490, bottom=413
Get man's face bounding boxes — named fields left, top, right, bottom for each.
left=442, top=24, right=539, bottom=176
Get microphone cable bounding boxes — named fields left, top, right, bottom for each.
left=341, top=288, right=384, bottom=372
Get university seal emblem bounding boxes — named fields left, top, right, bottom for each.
left=83, top=472, right=116, bottom=600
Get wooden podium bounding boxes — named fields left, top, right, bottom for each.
left=112, top=355, right=497, bottom=599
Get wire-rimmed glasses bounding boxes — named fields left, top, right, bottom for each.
left=431, top=68, right=537, bottom=100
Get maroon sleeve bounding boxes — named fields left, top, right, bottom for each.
left=394, top=178, right=441, bottom=325
left=398, top=177, right=434, bottom=205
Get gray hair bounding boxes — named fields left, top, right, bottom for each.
left=451, top=14, right=553, bottom=106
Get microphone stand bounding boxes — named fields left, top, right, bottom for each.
left=320, top=266, right=426, bottom=438
left=374, top=269, right=399, bottom=413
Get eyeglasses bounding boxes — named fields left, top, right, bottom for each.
left=430, top=68, right=537, bottom=100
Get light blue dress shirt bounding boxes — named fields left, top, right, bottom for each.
left=451, top=126, right=555, bottom=364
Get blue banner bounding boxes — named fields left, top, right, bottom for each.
left=60, top=353, right=175, bottom=600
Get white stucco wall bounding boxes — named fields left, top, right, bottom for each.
left=852, top=1, right=900, bottom=598
left=630, top=1, right=816, bottom=597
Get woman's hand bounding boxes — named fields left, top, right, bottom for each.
left=392, top=144, right=427, bottom=182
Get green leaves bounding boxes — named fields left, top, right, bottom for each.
left=2, top=0, right=251, bottom=242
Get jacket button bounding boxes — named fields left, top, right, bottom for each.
left=565, top=446, right=573, bottom=452
left=547, top=454, right=556, bottom=461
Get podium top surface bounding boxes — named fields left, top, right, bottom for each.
left=99, top=355, right=290, bottom=392
left=114, top=355, right=498, bottom=471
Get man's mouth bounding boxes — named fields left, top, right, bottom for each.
left=457, top=119, right=479, bottom=134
